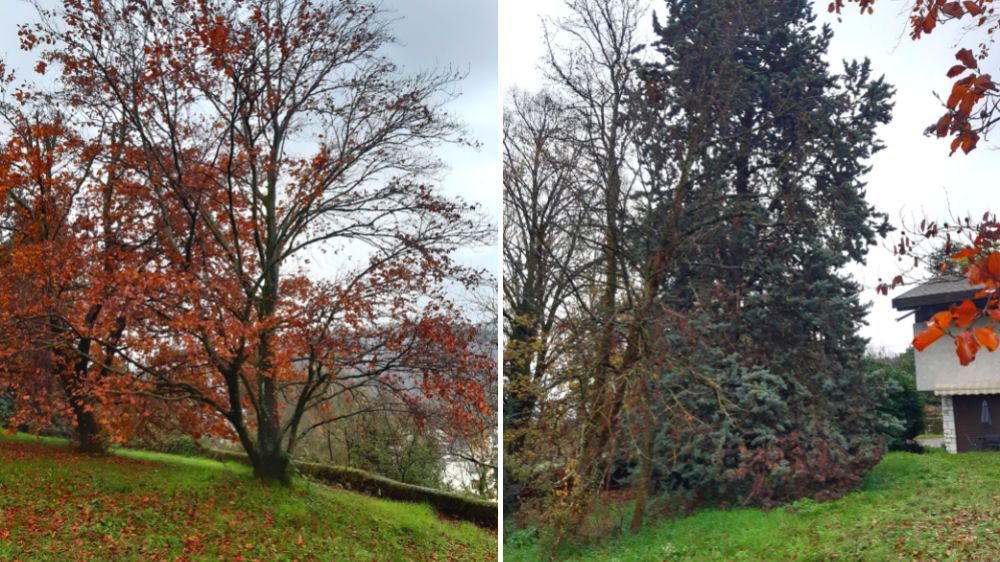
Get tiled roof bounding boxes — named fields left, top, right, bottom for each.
left=891, top=277, right=982, bottom=311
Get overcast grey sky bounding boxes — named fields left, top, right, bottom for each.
left=501, top=0, right=999, bottom=355
left=383, top=0, right=499, bottom=280
left=0, top=0, right=499, bottom=284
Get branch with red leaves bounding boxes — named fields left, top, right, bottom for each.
left=832, top=0, right=999, bottom=154
left=908, top=214, right=1000, bottom=364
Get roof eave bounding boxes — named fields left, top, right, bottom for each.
left=891, top=289, right=981, bottom=311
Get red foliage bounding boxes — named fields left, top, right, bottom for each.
left=0, top=0, right=492, bottom=474
left=907, top=214, right=1000, bottom=365
left=833, top=0, right=999, bottom=154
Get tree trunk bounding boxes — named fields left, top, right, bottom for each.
left=61, top=353, right=105, bottom=454
left=254, top=335, right=290, bottom=484
left=252, top=233, right=290, bottom=484
left=502, top=317, right=538, bottom=514
left=630, top=390, right=655, bottom=533
left=45, top=304, right=107, bottom=454
left=67, top=392, right=104, bottom=454
left=253, top=440, right=291, bottom=484
left=326, top=427, right=334, bottom=463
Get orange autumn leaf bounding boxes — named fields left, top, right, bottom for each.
left=974, top=325, right=999, bottom=352
left=923, top=12, right=937, bottom=33
left=988, top=252, right=1000, bottom=278
left=951, top=135, right=963, bottom=154
left=960, top=130, right=980, bottom=153
left=940, top=2, right=965, bottom=19
left=913, top=325, right=946, bottom=351
left=956, top=48, right=978, bottom=69
left=931, top=310, right=954, bottom=329
left=964, top=1, right=983, bottom=17
left=953, top=299, right=979, bottom=328
left=952, top=247, right=977, bottom=261
left=956, top=331, right=981, bottom=365
left=947, top=75, right=974, bottom=110
left=946, top=64, right=967, bottom=78
left=936, top=112, right=953, bottom=135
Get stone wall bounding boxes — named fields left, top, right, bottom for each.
left=941, top=395, right=957, bottom=454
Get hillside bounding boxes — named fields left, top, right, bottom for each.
left=0, top=435, right=496, bottom=560
left=506, top=450, right=1000, bottom=560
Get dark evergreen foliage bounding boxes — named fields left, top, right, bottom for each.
left=630, top=0, right=894, bottom=508
left=869, top=350, right=925, bottom=451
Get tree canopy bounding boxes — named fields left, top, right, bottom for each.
left=0, top=0, right=495, bottom=485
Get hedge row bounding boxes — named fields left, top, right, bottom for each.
left=205, top=449, right=497, bottom=528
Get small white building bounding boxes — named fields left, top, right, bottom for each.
left=893, top=277, right=1000, bottom=453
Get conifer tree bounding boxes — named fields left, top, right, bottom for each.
left=629, top=0, right=894, bottom=517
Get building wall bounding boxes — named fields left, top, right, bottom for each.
left=912, top=317, right=1000, bottom=392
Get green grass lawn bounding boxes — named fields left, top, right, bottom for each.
left=0, top=434, right=496, bottom=561
left=505, top=450, right=1000, bottom=561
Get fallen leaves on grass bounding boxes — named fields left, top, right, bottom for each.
left=0, top=440, right=495, bottom=561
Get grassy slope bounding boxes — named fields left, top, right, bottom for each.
left=0, top=435, right=496, bottom=561
left=507, top=450, right=1000, bottom=561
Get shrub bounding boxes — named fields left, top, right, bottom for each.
left=203, top=447, right=497, bottom=527
left=127, top=433, right=204, bottom=457
left=869, top=350, right=924, bottom=450
left=342, top=411, right=445, bottom=489
left=647, top=349, right=886, bottom=510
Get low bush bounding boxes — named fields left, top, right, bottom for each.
left=299, top=462, right=497, bottom=528
left=202, top=448, right=497, bottom=527
left=126, top=433, right=204, bottom=457
left=869, top=351, right=924, bottom=451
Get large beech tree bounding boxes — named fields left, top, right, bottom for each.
left=2, top=0, right=491, bottom=483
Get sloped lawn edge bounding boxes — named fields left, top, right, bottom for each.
left=205, top=448, right=498, bottom=528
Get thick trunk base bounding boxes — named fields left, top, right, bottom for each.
left=253, top=454, right=291, bottom=485
left=75, top=431, right=106, bottom=454
left=71, top=403, right=105, bottom=454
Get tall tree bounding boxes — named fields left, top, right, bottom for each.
left=7, top=0, right=492, bottom=483
left=502, top=89, right=586, bottom=511
left=536, top=0, right=649, bottom=533
left=628, top=0, right=893, bottom=523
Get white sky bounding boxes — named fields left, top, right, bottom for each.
left=500, top=0, right=999, bottom=354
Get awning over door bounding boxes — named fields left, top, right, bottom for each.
left=934, top=383, right=1000, bottom=396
